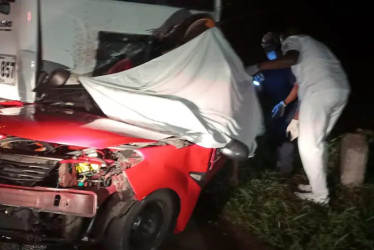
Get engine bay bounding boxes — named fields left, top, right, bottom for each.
left=0, top=136, right=145, bottom=241
left=0, top=136, right=143, bottom=189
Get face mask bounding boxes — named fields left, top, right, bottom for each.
left=266, top=50, right=277, bottom=60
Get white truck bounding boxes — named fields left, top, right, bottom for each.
left=0, top=0, right=221, bottom=102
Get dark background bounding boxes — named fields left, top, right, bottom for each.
left=218, top=0, right=373, bottom=133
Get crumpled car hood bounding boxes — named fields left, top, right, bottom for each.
left=0, top=104, right=171, bottom=148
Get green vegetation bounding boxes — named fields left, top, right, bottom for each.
left=220, top=135, right=374, bottom=250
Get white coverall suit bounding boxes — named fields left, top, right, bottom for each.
left=282, top=35, right=350, bottom=198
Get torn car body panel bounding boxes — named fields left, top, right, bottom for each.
left=0, top=184, right=97, bottom=217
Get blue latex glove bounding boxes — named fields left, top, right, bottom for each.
left=272, top=101, right=287, bottom=118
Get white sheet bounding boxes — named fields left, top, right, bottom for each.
left=80, top=27, right=263, bottom=157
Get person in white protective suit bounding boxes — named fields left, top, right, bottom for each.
left=247, top=27, right=350, bottom=204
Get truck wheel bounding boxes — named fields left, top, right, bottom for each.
left=103, top=190, right=177, bottom=250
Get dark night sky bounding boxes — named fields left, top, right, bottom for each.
left=219, top=0, right=373, bottom=132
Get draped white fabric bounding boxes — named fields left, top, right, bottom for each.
left=80, top=28, right=263, bottom=156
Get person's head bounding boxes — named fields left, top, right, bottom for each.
left=261, top=32, right=282, bottom=60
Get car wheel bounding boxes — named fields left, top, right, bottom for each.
left=102, top=190, right=177, bottom=250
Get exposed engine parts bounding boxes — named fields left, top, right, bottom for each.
left=0, top=136, right=143, bottom=189
left=0, top=136, right=143, bottom=240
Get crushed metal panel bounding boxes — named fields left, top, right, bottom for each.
left=0, top=184, right=97, bottom=217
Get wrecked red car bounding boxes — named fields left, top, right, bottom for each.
left=0, top=0, right=262, bottom=249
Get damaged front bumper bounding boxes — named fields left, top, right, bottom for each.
left=0, top=184, right=97, bottom=217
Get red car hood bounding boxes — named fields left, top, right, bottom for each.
left=0, top=104, right=170, bottom=148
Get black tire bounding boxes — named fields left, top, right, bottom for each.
left=102, top=190, right=177, bottom=250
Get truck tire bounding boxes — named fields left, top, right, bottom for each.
left=102, top=190, right=176, bottom=250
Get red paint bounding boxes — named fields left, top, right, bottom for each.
left=0, top=100, right=24, bottom=107
left=126, top=144, right=217, bottom=232
left=0, top=103, right=227, bottom=233
left=106, top=58, right=132, bottom=74
left=0, top=105, right=154, bottom=148
left=205, top=149, right=227, bottom=183
left=68, top=145, right=85, bottom=150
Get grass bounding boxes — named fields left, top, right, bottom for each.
left=220, top=134, right=374, bottom=250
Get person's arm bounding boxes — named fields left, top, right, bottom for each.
left=271, top=83, right=298, bottom=119
left=286, top=84, right=299, bottom=120
left=284, top=83, right=298, bottom=105
left=259, top=50, right=299, bottom=70
left=293, top=101, right=300, bottom=120
left=286, top=100, right=300, bottom=141
left=294, top=109, right=299, bottom=120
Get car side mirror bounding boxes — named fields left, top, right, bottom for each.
left=34, top=68, right=71, bottom=94
left=221, top=139, right=249, bottom=162
left=0, top=2, right=10, bottom=15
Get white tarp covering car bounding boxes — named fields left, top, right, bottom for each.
left=80, top=27, right=264, bottom=155
left=1, top=0, right=263, bottom=156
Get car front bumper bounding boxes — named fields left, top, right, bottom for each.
left=0, top=184, right=97, bottom=217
